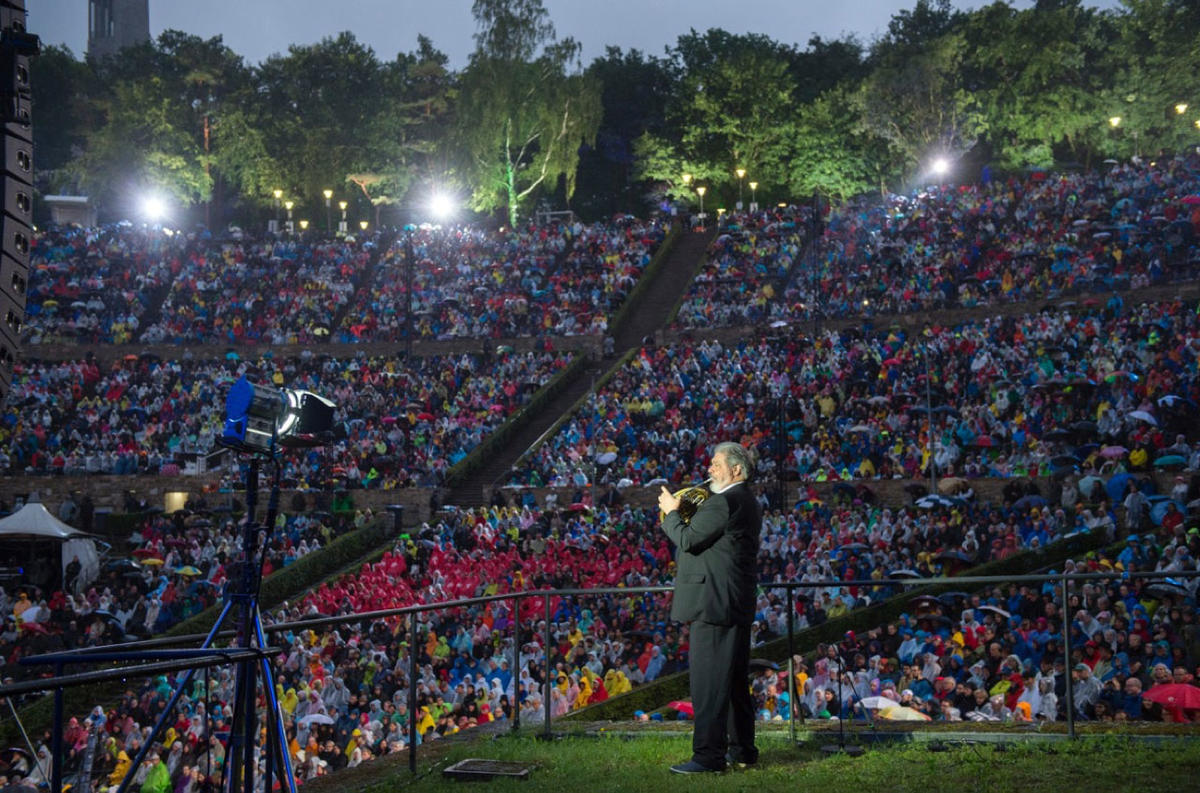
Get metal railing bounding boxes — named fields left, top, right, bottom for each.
left=5, top=567, right=1198, bottom=789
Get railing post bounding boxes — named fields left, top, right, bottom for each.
left=1061, top=574, right=1076, bottom=739
left=409, top=611, right=418, bottom=773
left=52, top=662, right=63, bottom=793
left=543, top=593, right=553, bottom=738
left=511, top=595, right=521, bottom=732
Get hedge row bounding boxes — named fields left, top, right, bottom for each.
left=571, top=529, right=1109, bottom=721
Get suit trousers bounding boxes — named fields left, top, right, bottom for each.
left=687, top=620, right=756, bottom=768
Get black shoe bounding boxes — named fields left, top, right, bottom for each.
left=670, top=760, right=724, bottom=774
left=725, top=752, right=758, bottom=769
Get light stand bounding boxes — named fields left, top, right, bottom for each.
left=61, top=377, right=333, bottom=793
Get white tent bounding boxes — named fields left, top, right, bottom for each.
left=0, top=502, right=100, bottom=591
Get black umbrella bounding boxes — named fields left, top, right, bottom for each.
left=748, top=658, right=780, bottom=672
left=937, top=591, right=971, bottom=603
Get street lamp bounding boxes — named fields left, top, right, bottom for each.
left=749, top=181, right=758, bottom=211
left=338, top=200, right=348, bottom=233
left=735, top=168, right=746, bottom=209
left=682, top=173, right=692, bottom=189
left=272, top=188, right=282, bottom=231
left=359, top=220, right=369, bottom=231
left=299, top=219, right=309, bottom=231
left=696, top=185, right=706, bottom=221
left=284, top=200, right=294, bottom=233
left=322, top=189, right=333, bottom=232
left=1109, top=116, right=1122, bottom=128
left=1176, top=103, right=1188, bottom=115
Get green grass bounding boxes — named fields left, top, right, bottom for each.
left=307, top=724, right=1196, bottom=793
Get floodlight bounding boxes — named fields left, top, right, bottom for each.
left=221, top=376, right=336, bottom=455
left=141, top=195, right=167, bottom=222
left=430, top=192, right=455, bottom=220
left=931, top=157, right=950, bottom=176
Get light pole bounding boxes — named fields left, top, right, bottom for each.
left=736, top=167, right=746, bottom=209
left=323, top=189, right=333, bottom=233
left=338, top=201, right=348, bottom=233
left=284, top=200, right=294, bottom=234
left=404, top=225, right=416, bottom=359
left=272, top=189, right=282, bottom=232
left=749, top=181, right=758, bottom=211
left=696, top=185, right=706, bottom=223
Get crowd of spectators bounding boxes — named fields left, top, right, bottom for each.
left=1, top=349, right=570, bottom=489
left=7, top=158, right=1200, bottom=793
left=11, top=478, right=1200, bottom=792
left=341, top=217, right=664, bottom=342
left=510, top=296, right=1200, bottom=494
left=24, top=226, right=177, bottom=345
left=24, top=216, right=665, bottom=349
left=676, top=157, right=1200, bottom=329
left=754, top=524, right=1200, bottom=725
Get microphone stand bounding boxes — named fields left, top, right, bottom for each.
left=820, top=644, right=864, bottom=757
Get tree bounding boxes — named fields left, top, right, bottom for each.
left=635, top=29, right=798, bottom=206
left=855, top=31, right=987, bottom=181
left=453, top=0, right=602, bottom=226
left=575, top=47, right=673, bottom=217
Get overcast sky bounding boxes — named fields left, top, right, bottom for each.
left=31, top=0, right=1122, bottom=67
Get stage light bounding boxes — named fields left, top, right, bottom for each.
left=220, top=376, right=335, bottom=455
left=141, top=195, right=167, bottom=222
left=430, top=192, right=456, bottom=220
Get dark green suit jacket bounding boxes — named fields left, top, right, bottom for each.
left=662, top=482, right=761, bottom=626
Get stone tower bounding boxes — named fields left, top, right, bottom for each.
left=87, top=0, right=150, bottom=59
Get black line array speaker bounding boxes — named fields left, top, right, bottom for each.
left=0, top=0, right=35, bottom=400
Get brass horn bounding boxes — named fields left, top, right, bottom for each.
left=662, top=479, right=712, bottom=524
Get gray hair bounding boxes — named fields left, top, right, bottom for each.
left=714, top=442, right=755, bottom=482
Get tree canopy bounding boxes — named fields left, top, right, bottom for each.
left=29, top=0, right=1200, bottom=225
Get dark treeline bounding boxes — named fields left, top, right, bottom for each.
left=31, top=0, right=1200, bottom=226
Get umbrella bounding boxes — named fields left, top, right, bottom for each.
left=859, top=696, right=901, bottom=710
left=936, top=550, right=973, bottom=562
left=1144, top=582, right=1191, bottom=599
left=891, top=569, right=922, bottom=578
left=937, top=591, right=971, bottom=603
left=1100, top=445, right=1128, bottom=459
left=1103, top=473, right=1134, bottom=503
left=910, top=594, right=941, bottom=609
left=667, top=700, right=694, bottom=718
left=937, top=477, right=971, bottom=495
left=840, top=542, right=870, bottom=551
left=141, top=558, right=164, bottom=567
left=131, top=548, right=161, bottom=559
left=748, top=658, right=780, bottom=672
left=1128, top=410, right=1158, bottom=426
left=1181, top=195, right=1200, bottom=206
left=17, top=605, right=42, bottom=623
left=297, top=713, right=335, bottom=726
left=877, top=706, right=931, bottom=722
left=1041, top=428, right=1073, bottom=442
left=1012, top=494, right=1048, bottom=511
left=1154, top=455, right=1187, bottom=469
left=916, top=494, right=963, bottom=509
left=595, top=451, right=617, bottom=465
left=176, top=566, right=202, bottom=577
left=977, top=605, right=1011, bottom=619
left=1143, top=684, right=1200, bottom=710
